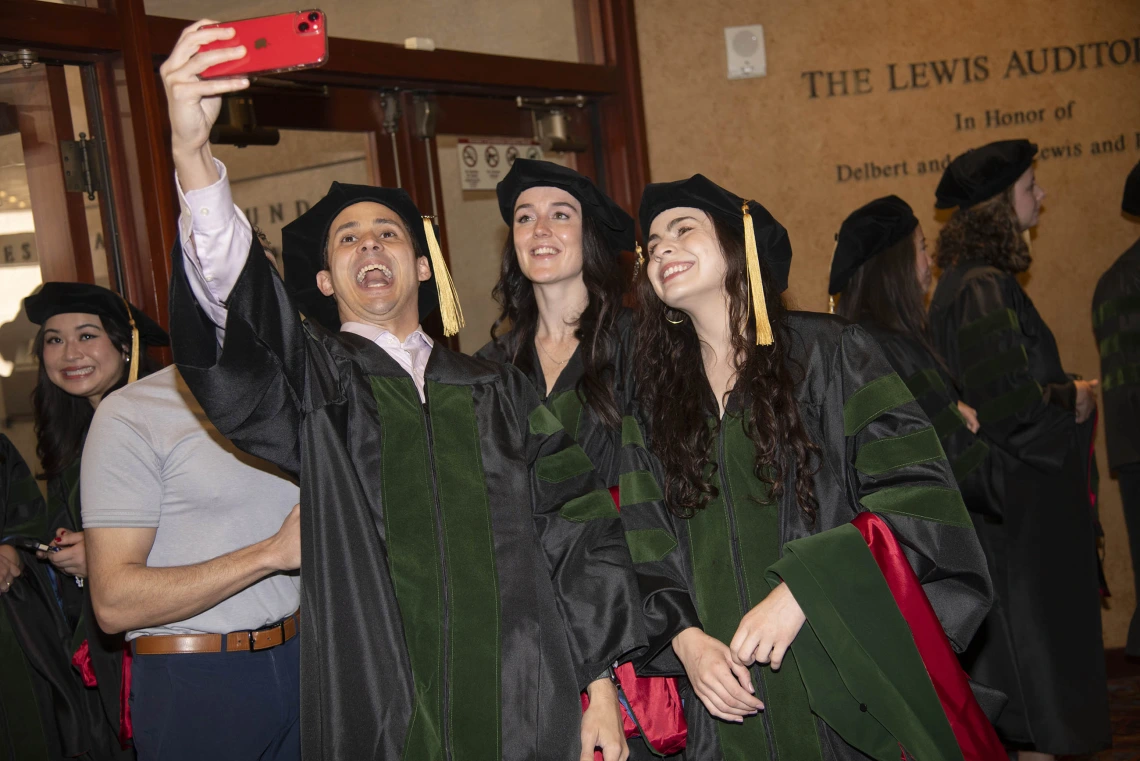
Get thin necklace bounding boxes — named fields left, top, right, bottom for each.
left=536, top=335, right=574, bottom=366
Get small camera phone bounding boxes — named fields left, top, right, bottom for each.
left=199, top=10, right=329, bottom=80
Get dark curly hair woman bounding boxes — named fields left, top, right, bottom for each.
left=476, top=159, right=692, bottom=760
left=928, top=139, right=1110, bottom=759
left=633, top=174, right=995, bottom=760
left=20, top=281, right=167, bottom=759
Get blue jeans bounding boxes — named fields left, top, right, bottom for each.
left=130, top=633, right=300, bottom=761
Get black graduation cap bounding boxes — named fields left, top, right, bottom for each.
left=638, top=174, right=791, bottom=345
left=935, top=139, right=1038, bottom=210
left=24, top=281, right=168, bottom=384
left=829, top=195, right=919, bottom=296
left=496, top=159, right=634, bottom=253
left=281, top=182, right=462, bottom=335
left=1123, top=160, right=1140, bottom=217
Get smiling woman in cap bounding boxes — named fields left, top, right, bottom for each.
left=15, top=281, right=167, bottom=759
left=632, top=175, right=997, bottom=761
left=478, top=159, right=691, bottom=759
left=929, top=140, right=1110, bottom=759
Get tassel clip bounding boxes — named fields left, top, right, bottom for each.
left=422, top=216, right=465, bottom=337
left=741, top=202, right=774, bottom=345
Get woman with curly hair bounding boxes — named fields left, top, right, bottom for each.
left=634, top=175, right=997, bottom=760
left=928, top=140, right=1110, bottom=759
left=478, top=159, right=691, bottom=760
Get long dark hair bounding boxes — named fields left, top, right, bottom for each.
left=635, top=214, right=821, bottom=522
left=32, top=313, right=153, bottom=480
left=935, top=187, right=1030, bottom=273
left=489, top=212, right=624, bottom=428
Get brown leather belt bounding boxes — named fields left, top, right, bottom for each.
left=132, top=611, right=300, bottom=655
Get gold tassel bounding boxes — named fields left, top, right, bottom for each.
left=633, top=243, right=645, bottom=282
left=422, top=216, right=465, bottom=337
left=741, top=202, right=773, bottom=345
left=119, top=295, right=141, bottom=384
left=828, top=295, right=836, bottom=315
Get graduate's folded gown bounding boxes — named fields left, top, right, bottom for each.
left=0, top=435, right=130, bottom=761
left=168, top=234, right=648, bottom=761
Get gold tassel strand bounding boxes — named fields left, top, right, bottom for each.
left=422, top=216, right=465, bottom=337
left=741, top=202, right=774, bottom=345
left=119, top=295, right=141, bottom=384
left=633, top=243, right=645, bottom=283
left=827, top=232, right=840, bottom=315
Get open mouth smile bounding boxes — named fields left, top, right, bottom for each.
left=356, top=262, right=394, bottom=288
left=661, top=262, right=694, bottom=282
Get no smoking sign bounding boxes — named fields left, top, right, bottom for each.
left=456, top=137, right=543, bottom=190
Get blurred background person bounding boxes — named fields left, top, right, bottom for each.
left=928, top=139, right=1110, bottom=759
left=1093, top=159, right=1140, bottom=655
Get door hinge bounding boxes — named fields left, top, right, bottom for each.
left=60, top=133, right=103, bottom=201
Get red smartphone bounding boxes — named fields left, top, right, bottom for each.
left=199, top=10, right=328, bottom=80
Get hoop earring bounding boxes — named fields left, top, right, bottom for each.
left=665, top=309, right=686, bottom=325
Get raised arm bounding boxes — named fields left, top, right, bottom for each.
left=162, top=20, right=334, bottom=476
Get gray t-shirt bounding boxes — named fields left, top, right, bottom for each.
left=81, top=365, right=300, bottom=639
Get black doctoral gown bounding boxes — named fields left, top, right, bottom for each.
left=168, top=236, right=647, bottom=761
left=476, top=310, right=700, bottom=760
left=1093, top=236, right=1140, bottom=652
left=640, top=313, right=993, bottom=761
left=856, top=323, right=1013, bottom=723
left=0, top=437, right=129, bottom=761
left=929, top=262, right=1110, bottom=754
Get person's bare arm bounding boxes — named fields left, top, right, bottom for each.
left=87, top=504, right=299, bottom=635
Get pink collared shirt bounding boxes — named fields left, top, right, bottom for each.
left=177, top=159, right=434, bottom=401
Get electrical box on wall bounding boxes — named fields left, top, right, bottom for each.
left=724, top=25, right=766, bottom=80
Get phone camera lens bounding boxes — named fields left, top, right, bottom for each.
left=298, top=21, right=310, bottom=31
left=308, top=11, right=319, bottom=21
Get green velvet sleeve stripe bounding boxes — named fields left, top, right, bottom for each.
left=1093, top=293, right=1140, bottom=329
left=560, top=489, right=620, bottom=522
left=536, top=445, right=595, bottom=483
left=528, top=405, right=564, bottom=436
left=547, top=390, right=584, bottom=441
left=930, top=404, right=966, bottom=440
left=843, top=373, right=914, bottom=436
left=621, top=416, right=645, bottom=448
left=1100, top=331, right=1140, bottom=359
left=951, top=439, right=990, bottom=482
left=977, top=381, right=1043, bottom=424
left=854, top=427, right=946, bottom=476
left=958, top=308, right=1019, bottom=351
left=904, top=368, right=947, bottom=400
left=1104, top=363, right=1140, bottom=392
left=859, top=485, right=972, bottom=528
left=624, top=528, right=678, bottom=563
left=963, top=346, right=1029, bottom=388
left=619, top=470, right=663, bottom=507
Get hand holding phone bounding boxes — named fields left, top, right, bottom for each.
left=199, top=10, right=329, bottom=80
